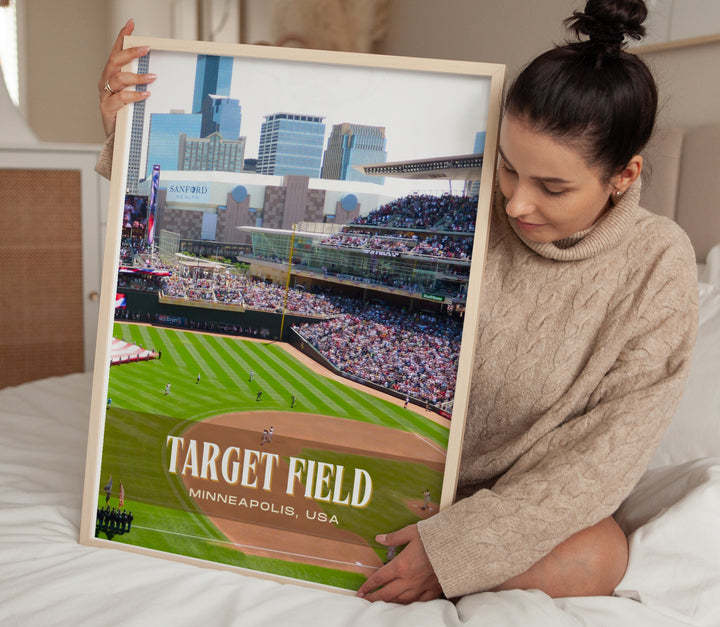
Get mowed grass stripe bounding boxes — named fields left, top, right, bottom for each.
left=109, top=363, right=177, bottom=413
left=185, top=332, right=241, bottom=382
left=261, top=343, right=433, bottom=434
left=134, top=324, right=161, bottom=354
left=172, top=330, right=220, bottom=378
left=162, top=328, right=226, bottom=385
left=142, top=330, right=214, bottom=412
left=202, top=335, right=254, bottom=387
left=155, top=327, right=202, bottom=374
left=194, top=333, right=255, bottom=389
left=112, top=325, right=212, bottom=414
left=254, top=343, right=351, bottom=414
left=256, top=342, right=444, bottom=446
left=260, top=343, right=395, bottom=421
left=215, top=340, right=312, bottom=408
left=259, top=341, right=390, bottom=421
left=206, top=335, right=258, bottom=382
left=226, top=341, right=288, bottom=395
left=108, top=324, right=449, bottom=444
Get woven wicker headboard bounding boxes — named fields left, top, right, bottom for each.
left=0, top=168, right=85, bottom=388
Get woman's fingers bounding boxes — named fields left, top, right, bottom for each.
left=98, top=81, right=151, bottom=136
left=97, top=18, right=155, bottom=137
left=99, top=47, right=151, bottom=96
left=112, top=19, right=134, bottom=50
left=102, top=70, right=156, bottom=96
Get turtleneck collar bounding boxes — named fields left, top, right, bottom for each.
left=502, top=179, right=642, bottom=261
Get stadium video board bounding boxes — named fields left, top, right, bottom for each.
left=81, top=35, right=505, bottom=594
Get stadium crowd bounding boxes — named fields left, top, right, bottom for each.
left=162, top=272, right=354, bottom=316
left=293, top=302, right=461, bottom=406
left=318, top=193, right=477, bottom=260
left=352, top=193, right=478, bottom=232
left=320, top=230, right=473, bottom=260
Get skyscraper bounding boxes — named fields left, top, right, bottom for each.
left=141, top=54, right=236, bottom=182
left=192, top=55, right=233, bottom=114
left=126, top=53, right=151, bottom=193
left=468, top=130, right=486, bottom=196
left=321, top=123, right=387, bottom=184
left=179, top=132, right=246, bottom=173
left=145, top=112, right=202, bottom=178
left=256, top=113, right=326, bottom=177
left=473, top=131, right=486, bottom=154
left=200, top=95, right=242, bottom=139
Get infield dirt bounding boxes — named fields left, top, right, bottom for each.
left=180, top=409, right=444, bottom=576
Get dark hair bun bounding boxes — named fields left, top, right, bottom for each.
left=565, top=0, right=648, bottom=51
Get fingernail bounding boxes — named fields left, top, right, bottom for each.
left=139, top=46, right=150, bottom=55
left=146, top=74, right=157, bottom=80
left=376, top=534, right=386, bottom=542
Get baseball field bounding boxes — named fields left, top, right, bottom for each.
left=99, top=321, right=450, bottom=591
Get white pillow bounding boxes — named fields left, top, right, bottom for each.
left=698, top=242, right=720, bottom=287
left=614, top=458, right=720, bottom=626
left=649, top=244, right=720, bottom=468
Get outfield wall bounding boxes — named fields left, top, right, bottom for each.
left=116, top=290, right=453, bottom=419
left=117, top=290, right=321, bottom=341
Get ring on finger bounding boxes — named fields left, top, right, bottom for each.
left=104, top=79, right=119, bottom=95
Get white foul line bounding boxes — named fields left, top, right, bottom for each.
left=133, top=524, right=378, bottom=571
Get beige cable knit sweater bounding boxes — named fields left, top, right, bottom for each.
left=95, top=134, right=114, bottom=180
left=417, top=180, right=698, bottom=598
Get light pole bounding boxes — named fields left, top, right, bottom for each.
left=279, top=223, right=297, bottom=341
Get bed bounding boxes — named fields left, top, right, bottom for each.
left=1, top=127, right=719, bottom=626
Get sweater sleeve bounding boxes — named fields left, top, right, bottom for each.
left=417, top=234, right=699, bottom=598
left=94, top=133, right=115, bottom=180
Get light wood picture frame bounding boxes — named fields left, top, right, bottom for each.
left=80, top=35, right=505, bottom=593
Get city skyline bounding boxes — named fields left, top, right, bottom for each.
left=132, top=50, right=490, bottom=190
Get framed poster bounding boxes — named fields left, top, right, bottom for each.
left=80, top=36, right=505, bottom=594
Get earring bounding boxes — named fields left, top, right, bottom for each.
left=615, top=190, right=622, bottom=197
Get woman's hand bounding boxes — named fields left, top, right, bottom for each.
left=98, top=18, right=156, bottom=137
left=356, top=524, right=442, bottom=603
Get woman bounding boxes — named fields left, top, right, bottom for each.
left=97, top=0, right=698, bottom=604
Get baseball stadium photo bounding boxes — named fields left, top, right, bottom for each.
left=86, top=42, right=496, bottom=592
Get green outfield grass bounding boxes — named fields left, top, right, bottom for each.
left=109, top=322, right=449, bottom=444
left=99, top=497, right=365, bottom=591
left=99, top=322, right=449, bottom=589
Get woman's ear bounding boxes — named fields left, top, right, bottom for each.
left=613, top=155, right=643, bottom=195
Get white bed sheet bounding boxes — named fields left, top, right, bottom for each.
left=1, top=373, right=718, bottom=627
